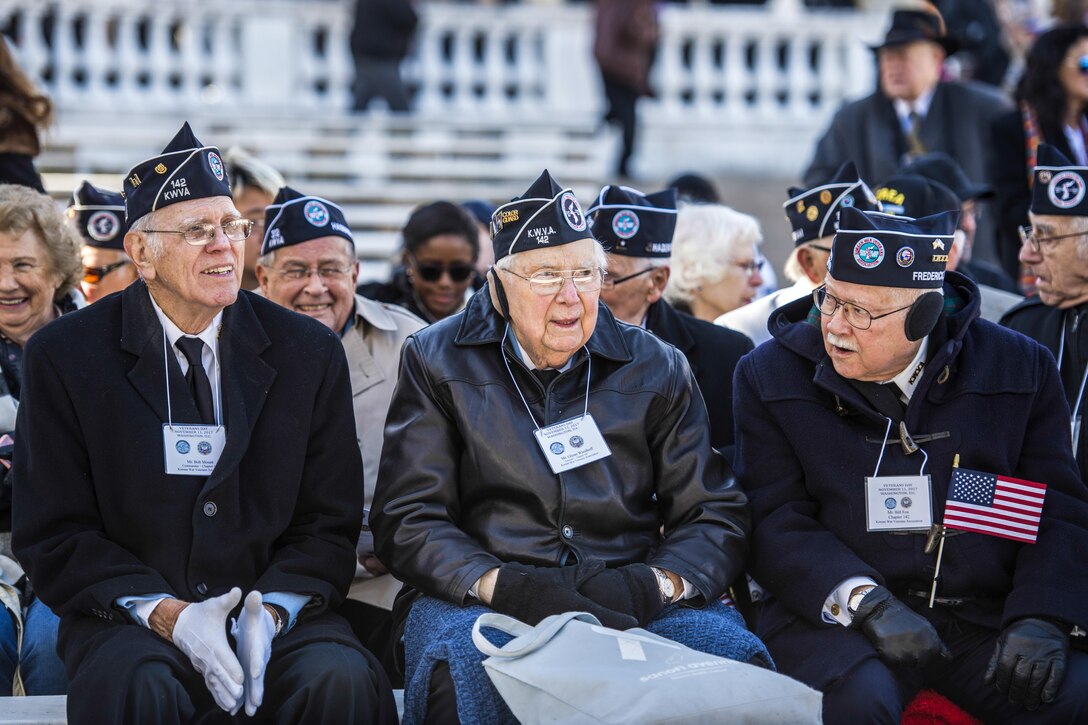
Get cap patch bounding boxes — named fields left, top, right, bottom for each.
left=561, top=191, right=586, bottom=232
left=1048, top=172, right=1086, bottom=210
left=896, top=246, right=914, bottom=268
left=853, top=237, right=885, bottom=269
left=304, top=200, right=330, bottom=227
left=612, top=210, right=640, bottom=239
left=87, top=211, right=121, bottom=242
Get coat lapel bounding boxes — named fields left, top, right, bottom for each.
left=121, top=281, right=201, bottom=425
left=200, top=292, right=275, bottom=495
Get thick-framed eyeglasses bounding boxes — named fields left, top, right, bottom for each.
left=144, top=218, right=253, bottom=246
left=503, top=267, right=605, bottom=295
left=813, top=286, right=912, bottom=331
left=600, top=266, right=653, bottom=290
left=411, top=258, right=475, bottom=283
left=734, top=259, right=765, bottom=276
left=82, top=260, right=129, bottom=284
left=1017, top=225, right=1088, bottom=254
left=273, top=265, right=354, bottom=282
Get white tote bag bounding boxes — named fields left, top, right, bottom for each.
left=472, top=611, right=822, bottom=724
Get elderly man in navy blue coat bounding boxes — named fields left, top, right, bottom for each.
left=11, top=124, right=396, bottom=724
left=734, top=205, right=1088, bottom=723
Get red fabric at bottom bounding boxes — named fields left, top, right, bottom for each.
left=901, top=690, right=982, bottom=725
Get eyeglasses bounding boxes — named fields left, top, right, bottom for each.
left=144, top=218, right=253, bottom=246
left=733, top=259, right=765, bottom=276
left=600, top=266, right=653, bottom=290
left=1072, top=54, right=1088, bottom=74
left=412, top=259, right=475, bottom=283
left=1017, top=225, right=1088, bottom=254
left=813, top=286, right=912, bottom=331
left=273, top=265, right=354, bottom=282
left=82, top=260, right=129, bottom=285
left=503, top=267, right=605, bottom=295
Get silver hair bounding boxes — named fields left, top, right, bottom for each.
left=664, top=204, right=762, bottom=305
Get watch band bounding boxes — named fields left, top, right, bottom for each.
left=650, top=566, right=676, bottom=604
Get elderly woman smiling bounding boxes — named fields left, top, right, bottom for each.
left=665, top=203, right=764, bottom=322
left=0, top=183, right=81, bottom=697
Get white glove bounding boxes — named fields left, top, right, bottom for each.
left=232, top=590, right=277, bottom=717
left=171, top=587, right=245, bottom=712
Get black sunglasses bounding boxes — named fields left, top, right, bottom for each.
left=412, top=260, right=475, bottom=283
left=82, top=261, right=129, bottom=285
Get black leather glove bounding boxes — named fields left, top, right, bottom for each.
left=984, top=617, right=1069, bottom=710
left=849, top=586, right=951, bottom=668
left=489, top=561, right=639, bottom=630
left=577, top=563, right=665, bottom=628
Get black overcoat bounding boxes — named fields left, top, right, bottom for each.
left=11, top=281, right=365, bottom=672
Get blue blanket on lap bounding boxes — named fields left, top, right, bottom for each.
left=402, top=596, right=773, bottom=724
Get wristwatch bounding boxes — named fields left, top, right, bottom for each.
left=847, top=587, right=875, bottom=617
left=649, top=567, right=676, bottom=605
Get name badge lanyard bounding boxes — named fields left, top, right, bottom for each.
left=871, top=416, right=929, bottom=478
left=500, top=324, right=591, bottom=434
left=1056, top=322, right=1088, bottom=455
left=163, top=329, right=223, bottom=430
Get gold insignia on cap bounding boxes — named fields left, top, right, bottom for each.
left=128, top=173, right=142, bottom=188
left=1039, top=170, right=1052, bottom=184
left=876, top=187, right=905, bottom=206
left=154, top=163, right=168, bottom=174
left=796, top=201, right=805, bottom=213
left=806, top=205, right=819, bottom=222
left=932, top=254, right=949, bottom=262
left=500, top=209, right=520, bottom=224
left=820, top=190, right=832, bottom=204
left=932, top=239, right=946, bottom=250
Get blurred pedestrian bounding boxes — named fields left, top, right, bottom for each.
left=351, top=0, right=418, bottom=112
left=0, top=38, right=51, bottom=192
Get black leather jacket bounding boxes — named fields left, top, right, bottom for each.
left=372, top=284, right=749, bottom=606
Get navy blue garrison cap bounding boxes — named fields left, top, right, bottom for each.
left=121, top=122, right=232, bottom=224
left=1032, top=144, right=1088, bottom=217
left=829, top=206, right=957, bottom=289
left=261, top=186, right=353, bottom=256
left=586, top=185, right=677, bottom=258
left=784, top=162, right=881, bottom=247
left=67, top=181, right=128, bottom=250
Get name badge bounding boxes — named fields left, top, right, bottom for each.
left=163, top=424, right=226, bottom=476
left=532, top=414, right=611, bottom=474
left=1073, top=416, right=1082, bottom=458
left=865, top=475, right=933, bottom=533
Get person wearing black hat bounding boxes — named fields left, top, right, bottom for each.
left=736, top=204, right=1088, bottom=722
left=1003, top=144, right=1088, bottom=492
left=256, top=186, right=424, bottom=681
left=66, top=181, right=138, bottom=304
left=803, top=7, right=1008, bottom=237
left=719, top=161, right=880, bottom=346
left=587, top=184, right=753, bottom=452
left=11, top=123, right=397, bottom=723
left=371, top=170, right=767, bottom=723
left=876, top=172, right=1022, bottom=321
left=900, top=151, right=1019, bottom=294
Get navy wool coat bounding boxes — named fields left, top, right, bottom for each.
left=11, top=281, right=366, bottom=672
left=733, top=272, right=1088, bottom=689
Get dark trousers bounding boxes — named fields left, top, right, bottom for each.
left=353, top=59, right=412, bottom=112
left=340, top=599, right=400, bottom=688
left=65, top=624, right=398, bottom=725
left=601, top=74, right=639, bottom=177
left=822, top=615, right=1088, bottom=724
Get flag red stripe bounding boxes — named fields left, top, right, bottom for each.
left=995, top=474, right=1048, bottom=491
left=947, top=500, right=1042, bottom=524
left=944, top=510, right=1040, bottom=535
left=991, top=496, right=1045, bottom=514
left=943, top=520, right=1038, bottom=543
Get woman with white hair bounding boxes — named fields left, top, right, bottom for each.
left=664, top=203, right=764, bottom=322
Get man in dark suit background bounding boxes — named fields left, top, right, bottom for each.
left=11, top=124, right=395, bottom=723
left=587, top=184, right=753, bottom=453
left=803, top=7, right=1009, bottom=260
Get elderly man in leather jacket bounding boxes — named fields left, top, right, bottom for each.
left=371, top=171, right=765, bottom=724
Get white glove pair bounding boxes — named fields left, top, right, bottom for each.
left=171, top=588, right=278, bottom=716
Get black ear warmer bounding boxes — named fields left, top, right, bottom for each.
left=904, top=291, right=943, bottom=342
left=488, top=266, right=511, bottom=319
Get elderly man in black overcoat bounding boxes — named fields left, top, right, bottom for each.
left=735, top=205, right=1088, bottom=723
left=11, top=124, right=396, bottom=724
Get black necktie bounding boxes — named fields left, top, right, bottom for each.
left=533, top=368, right=559, bottom=389
left=176, top=336, right=215, bottom=425
left=905, top=110, right=927, bottom=158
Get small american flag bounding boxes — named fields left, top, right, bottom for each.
left=943, top=468, right=1047, bottom=544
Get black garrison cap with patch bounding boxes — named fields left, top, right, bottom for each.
left=586, top=185, right=677, bottom=257
left=784, top=161, right=880, bottom=247
left=1032, top=144, right=1088, bottom=217
left=490, top=170, right=591, bottom=262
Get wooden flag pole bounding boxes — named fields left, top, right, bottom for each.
left=929, top=453, right=959, bottom=608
